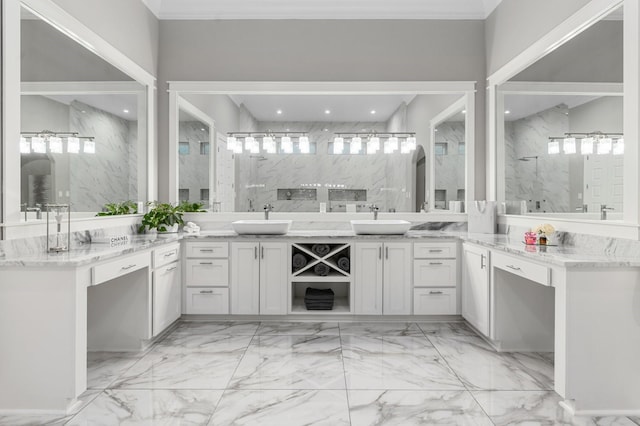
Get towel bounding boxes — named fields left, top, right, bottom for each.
left=311, top=244, right=331, bottom=257
left=314, top=263, right=330, bottom=276
left=304, top=288, right=334, bottom=310
left=337, top=257, right=350, bottom=272
left=292, top=253, right=308, bottom=270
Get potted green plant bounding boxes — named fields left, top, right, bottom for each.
left=138, top=202, right=184, bottom=233
left=96, top=200, right=138, bottom=216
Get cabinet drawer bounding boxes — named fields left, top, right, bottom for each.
left=414, top=242, right=457, bottom=259
left=414, top=259, right=457, bottom=287
left=153, top=243, right=180, bottom=269
left=492, top=252, right=550, bottom=286
left=93, top=252, right=150, bottom=285
left=414, top=288, right=457, bottom=315
left=185, top=287, right=229, bottom=314
left=185, top=259, right=229, bottom=287
left=185, top=242, right=229, bottom=258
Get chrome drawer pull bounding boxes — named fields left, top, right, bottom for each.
left=199, top=249, right=214, bottom=252
left=164, top=251, right=176, bottom=257
left=506, top=264, right=521, bottom=271
left=480, top=254, right=485, bottom=269
left=429, top=291, right=444, bottom=295
left=121, top=264, right=136, bottom=270
left=165, top=266, right=177, bottom=272
left=379, top=246, right=382, bottom=259
left=429, top=249, right=443, bottom=252
left=429, top=262, right=443, bottom=265
left=200, top=262, right=213, bottom=265
left=199, top=290, right=214, bottom=294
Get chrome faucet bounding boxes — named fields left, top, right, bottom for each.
left=369, top=204, right=379, bottom=220
left=263, top=203, right=273, bottom=220
left=575, top=204, right=588, bottom=213
left=600, top=204, right=614, bottom=220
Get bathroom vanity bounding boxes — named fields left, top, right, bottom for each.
left=0, top=229, right=639, bottom=416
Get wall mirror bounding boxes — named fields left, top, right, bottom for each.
left=18, top=6, right=148, bottom=218
left=169, top=84, right=475, bottom=214
left=495, top=4, right=623, bottom=220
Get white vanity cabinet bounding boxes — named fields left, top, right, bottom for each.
left=413, top=241, right=458, bottom=315
left=461, top=242, right=490, bottom=336
left=230, top=242, right=288, bottom=315
left=152, top=243, right=181, bottom=337
left=184, top=241, right=230, bottom=314
left=354, top=242, right=412, bottom=315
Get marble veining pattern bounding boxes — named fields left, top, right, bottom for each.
left=24, top=320, right=638, bottom=425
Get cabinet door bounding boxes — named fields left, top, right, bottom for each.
left=383, top=243, right=412, bottom=315
left=462, top=243, right=490, bottom=336
left=230, top=242, right=260, bottom=314
left=153, top=262, right=181, bottom=337
left=259, top=242, right=288, bottom=315
left=354, top=243, right=383, bottom=314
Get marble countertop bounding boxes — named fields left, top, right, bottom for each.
left=1, top=230, right=637, bottom=268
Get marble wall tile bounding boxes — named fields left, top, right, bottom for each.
left=178, top=121, right=210, bottom=203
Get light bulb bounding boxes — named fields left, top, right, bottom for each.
left=350, top=137, right=362, bottom=154
left=226, top=136, right=237, bottom=151
left=597, top=137, right=612, bottom=155
left=388, top=137, right=399, bottom=152
left=563, top=137, right=576, bottom=154
left=31, top=137, right=46, bottom=154
left=263, top=136, right=276, bottom=154
left=613, top=138, right=624, bottom=155
left=67, top=137, right=80, bottom=153
left=333, top=137, right=344, bottom=154
left=281, top=136, right=293, bottom=154
left=406, top=136, right=417, bottom=151
left=547, top=140, right=560, bottom=155
left=84, top=140, right=96, bottom=154
left=49, top=137, right=63, bottom=154
left=367, top=136, right=380, bottom=154
left=20, top=137, right=31, bottom=154
left=581, top=137, right=594, bottom=155
left=298, top=136, right=310, bottom=154
left=244, top=136, right=255, bottom=151
left=400, top=139, right=411, bottom=154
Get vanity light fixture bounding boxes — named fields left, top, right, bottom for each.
left=613, top=138, right=625, bottom=155
left=597, top=137, right=612, bottom=155
left=547, top=139, right=560, bottom=155
left=563, top=137, right=577, bottom=154
left=67, top=137, right=80, bottom=153
left=281, top=136, right=293, bottom=154
left=333, top=136, right=344, bottom=154
left=226, top=136, right=237, bottom=151
left=406, top=136, right=417, bottom=151
left=31, top=137, right=47, bottom=154
left=21, top=132, right=96, bottom=155
left=299, top=135, right=310, bottom=154
left=350, top=136, right=362, bottom=154
left=385, top=136, right=399, bottom=153
left=367, top=136, right=380, bottom=154
left=19, top=137, right=30, bottom=154
left=262, top=136, right=276, bottom=154
left=49, top=137, right=63, bottom=154
left=400, top=139, right=412, bottom=154
left=581, top=137, right=594, bottom=155
left=83, top=140, right=96, bottom=154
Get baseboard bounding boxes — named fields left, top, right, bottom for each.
left=179, top=314, right=464, bottom=322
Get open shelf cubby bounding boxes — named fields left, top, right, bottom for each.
left=291, top=242, right=351, bottom=278
left=290, top=281, right=352, bottom=314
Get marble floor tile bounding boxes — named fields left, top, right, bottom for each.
left=66, top=389, right=222, bottom=426
left=417, top=321, right=478, bottom=337
left=510, top=351, right=555, bottom=390
left=428, top=334, right=547, bottom=390
left=342, top=336, right=464, bottom=390
left=0, top=389, right=101, bottom=426
left=111, top=349, right=244, bottom=390
left=340, top=321, right=424, bottom=336
left=155, top=333, right=253, bottom=354
left=88, top=351, right=145, bottom=389
left=228, top=335, right=345, bottom=390
left=472, top=391, right=638, bottom=426
left=174, top=321, right=260, bottom=336
left=348, top=390, right=494, bottom=426
left=208, top=389, right=350, bottom=426
left=257, top=321, right=340, bottom=336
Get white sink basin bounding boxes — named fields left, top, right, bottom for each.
left=231, top=220, right=292, bottom=235
left=350, top=220, right=412, bottom=235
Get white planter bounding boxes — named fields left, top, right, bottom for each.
left=157, top=223, right=179, bottom=233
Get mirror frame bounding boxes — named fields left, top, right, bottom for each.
left=486, top=0, right=640, bottom=238
left=1, top=0, right=157, bottom=234
left=167, top=81, right=476, bottom=212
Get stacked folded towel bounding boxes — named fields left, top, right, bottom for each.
left=311, top=244, right=331, bottom=257
left=292, top=253, right=308, bottom=270
left=304, top=287, right=335, bottom=310
left=184, top=221, right=200, bottom=234
left=314, top=263, right=330, bottom=276
left=337, top=256, right=350, bottom=272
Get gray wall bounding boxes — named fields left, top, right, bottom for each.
left=485, top=0, right=591, bottom=75
left=157, top=19, right=487, bottom=202
left=50, top=0, right=159, bottom=77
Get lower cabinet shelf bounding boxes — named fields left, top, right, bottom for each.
left=289, top=281, right=353, bottom=314
left=291, top=297, right=351, bottom=314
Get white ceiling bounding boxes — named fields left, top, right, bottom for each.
left=44, top=94, right=139, bottom=120
left=503, top=94, right=600, bottom=121
left=228, top=94, right=417, bottom=122
left=142, top=0, right=503, bottom=20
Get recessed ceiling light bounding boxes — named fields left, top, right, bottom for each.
left=81, top=110, right=86, bottom=114
left=324, top=109, right=331, bottom=115
left=276, top=109, right=283, bottom=115
left=462, top=110, right=466, bottom=114
left=505, top=110, right=511, bottom=114
left=201, top=128, right=205, bottom=131
left=370, top=110, right=376, bottom=115
left=123, top=109, right=129, bottom=113
left=435, top=129, right=438, bottom=132
left=323, top=128, right=329, bottom=132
